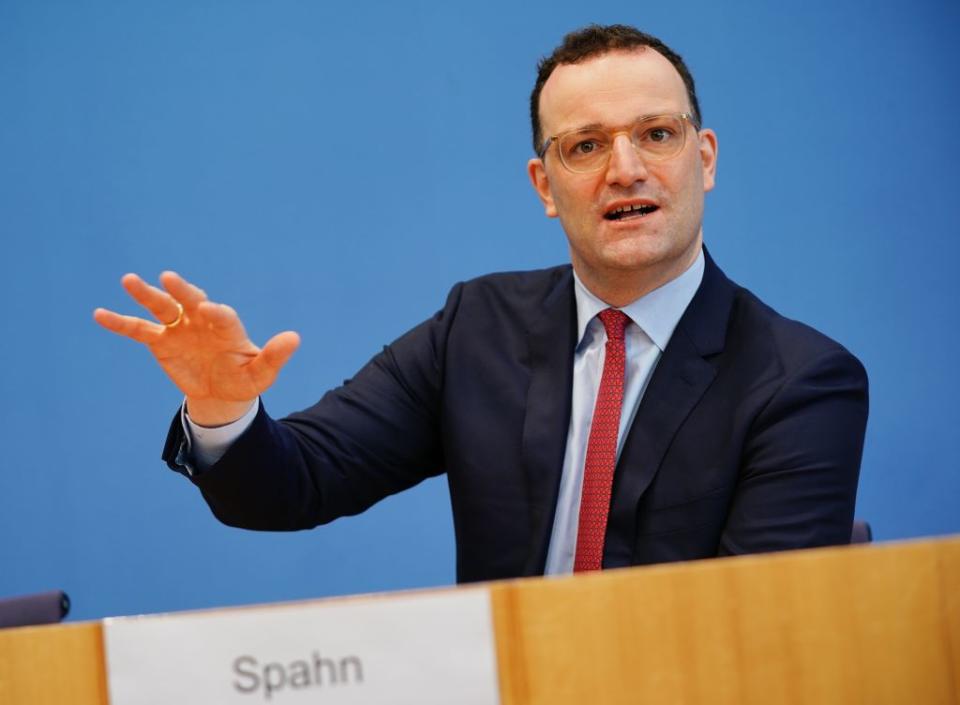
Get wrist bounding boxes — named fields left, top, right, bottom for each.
left=185, top=398, right=256, bottom=427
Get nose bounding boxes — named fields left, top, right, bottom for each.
left=605, top=133, right=649, bottom=187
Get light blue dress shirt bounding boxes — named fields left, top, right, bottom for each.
left=544, top=249, right=704, bottom=574
left=185, top=250, right=705, bottom=574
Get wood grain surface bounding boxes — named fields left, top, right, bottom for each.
left=492, top=538, right=959, bottom=704
left=1, top=537, right=957, bottom=704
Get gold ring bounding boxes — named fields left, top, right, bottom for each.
left=165, top=302, right=185, bottom=329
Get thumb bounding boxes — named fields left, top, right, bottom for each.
left=248, top=331, right=301, bottom=392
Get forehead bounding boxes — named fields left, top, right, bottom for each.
left=539, top=48, right=690, bottom=135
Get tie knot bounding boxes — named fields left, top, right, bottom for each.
left=597, top=308, right=628, bottom=342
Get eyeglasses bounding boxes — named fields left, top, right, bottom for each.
left=538, top=112, right=700, bottom=174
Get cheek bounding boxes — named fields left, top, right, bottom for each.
left=553, top=175, right=600, bottom=212
left=550, top=182, right=593, bottom=223
left=666, top=161, right=707, bottom=211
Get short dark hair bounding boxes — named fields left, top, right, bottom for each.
left=530, top=24, right=702, bottom=154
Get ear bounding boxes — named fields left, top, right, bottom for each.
left=698, top=128, right=718, bottom=192
left=527, top=158, right=558, bottom=218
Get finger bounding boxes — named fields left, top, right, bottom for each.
left=247, top=331, right=301, bottom=392
left=197, top=301, right=250, bottom=343
left=93, top=307, right=164, bottom=344
left=159, top=271, right=209, bottom=312
left=121, top=273, right=183, bottom=326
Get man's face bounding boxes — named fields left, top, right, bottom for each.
left=528, top=48, right=718, bottom=301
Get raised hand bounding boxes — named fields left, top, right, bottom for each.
left=94, top=271, right=300, bottom=426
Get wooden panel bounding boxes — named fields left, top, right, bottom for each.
left=0, top=621, right=107, bottom=705
left=1, top=537, right=957, bottom=705
left=490, top=584, right=527, bottom=703
left=938, top=539, right=960, bottom=700
left=493, top=539, right=960, bottom=705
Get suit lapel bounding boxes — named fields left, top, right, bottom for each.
left=518, top=268, right=577, bottom=576
left=604, top=250, right=736, bottom=566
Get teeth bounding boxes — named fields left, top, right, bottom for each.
left=612, top=204, right=654, bottom=215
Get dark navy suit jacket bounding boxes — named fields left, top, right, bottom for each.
left=163, top=251, right=868, bottom=583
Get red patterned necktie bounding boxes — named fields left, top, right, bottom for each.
left=574, top=308, right=629, bottom=572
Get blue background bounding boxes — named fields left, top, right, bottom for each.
left=1, top=0, right=957, bottom=622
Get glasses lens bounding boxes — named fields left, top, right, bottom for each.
left=633, top=114, right=686, bottom=160
left=557, top=129, right=611, bottom=173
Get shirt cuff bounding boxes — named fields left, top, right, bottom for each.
left=180, top=399, right=260, bottom=472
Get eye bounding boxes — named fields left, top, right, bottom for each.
left=648, top=128, right=673, bottom=142
left=643, top=126, right=679, bottom=144
left=560, top=130, right=609, bottom=162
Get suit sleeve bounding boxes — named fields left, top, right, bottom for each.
left=718, top=346, right=869, bottom=554
left=161, top=283, right=465, bottom=531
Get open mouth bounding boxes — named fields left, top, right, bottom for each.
left=604, top=203, right=659, bottom=221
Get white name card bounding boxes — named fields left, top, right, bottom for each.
left=104, top=588, right=500, bottom=704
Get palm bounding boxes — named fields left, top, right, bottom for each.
left=148, top=311, right=263, bottom=401
left=94, top=271, right=300, bottom=420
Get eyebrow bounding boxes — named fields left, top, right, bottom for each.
left=559, top=112, right=672, bottom=135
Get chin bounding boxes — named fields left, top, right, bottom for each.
left=601, top=237, right=689, bottom=270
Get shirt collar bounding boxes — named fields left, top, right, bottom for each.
left=573, top=248, right=705, bottom=352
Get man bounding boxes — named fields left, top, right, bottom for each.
left=94, top=25, right=868, bottom=582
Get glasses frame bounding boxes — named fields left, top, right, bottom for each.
left=538, top=112, right=701, bottom=174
